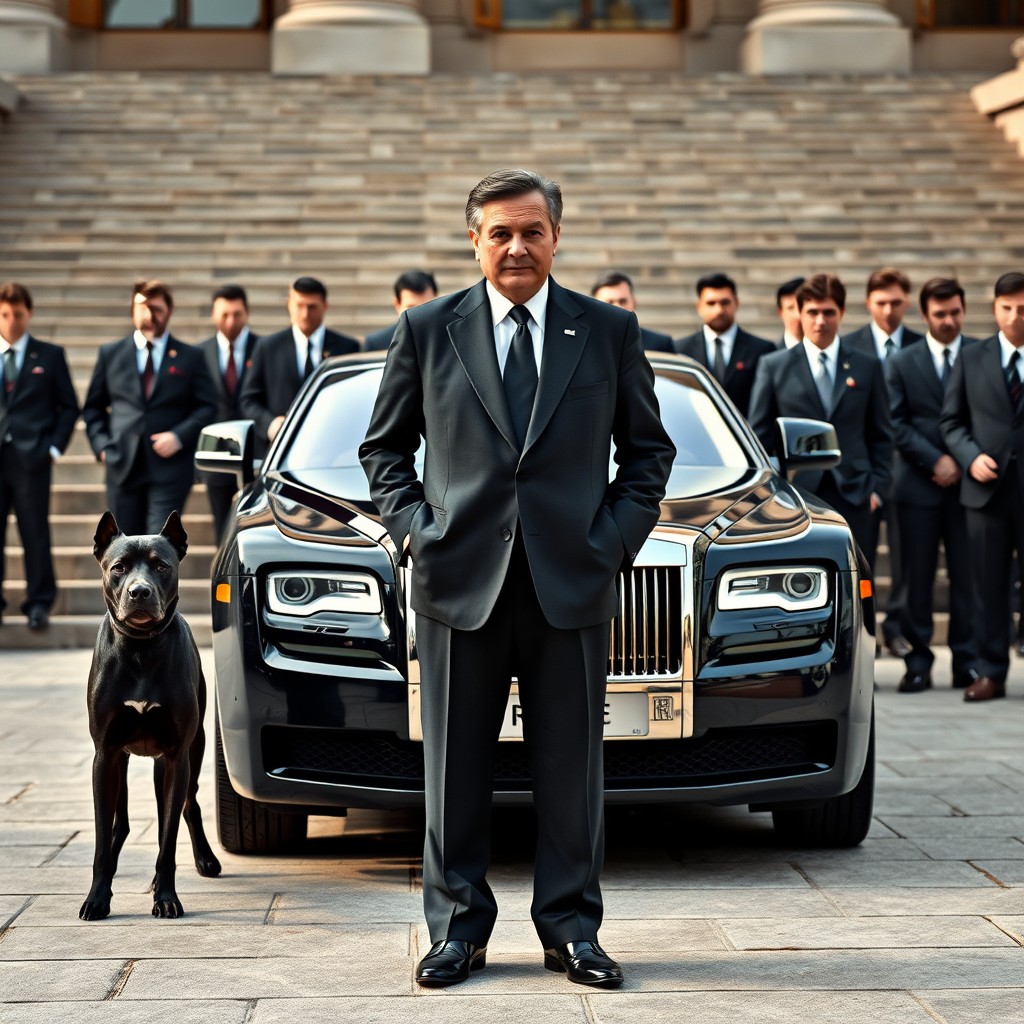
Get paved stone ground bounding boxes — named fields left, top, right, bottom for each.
left=1, top=647, right=1023, bottom=1023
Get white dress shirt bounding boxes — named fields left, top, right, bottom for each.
left=999, top=332, right=1024, bottom=379
left=803, top=336, right=840, bottom=381
left=134, top=330, right=168, bottom=373
left=291, top=323, right=325, bottom=377
left=703, top=322, right=737, bottom=366
left=869, top=321, right=905, bottom=361
left=487, top=278, right=548, bottom=377
left=217, top=325, right=249, bottom=377
left=924, top=333, right=961, bottom=381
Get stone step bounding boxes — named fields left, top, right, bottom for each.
left=0, top=614, right=212, bottom=649
left=4, top=578, right=209, bottom=616
left=4, top=545, right=216, bottom=582
left=48, top=514, right=217, bottom=547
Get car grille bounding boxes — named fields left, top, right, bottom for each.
left=608, top=565, right=683, bottom=678
left=261, top=722, right=836, bottom=792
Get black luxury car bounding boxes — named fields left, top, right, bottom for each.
left=196, top=352, right=876, bottom=855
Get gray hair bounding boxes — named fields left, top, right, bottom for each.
left=465, top=168, right=563, bottom=233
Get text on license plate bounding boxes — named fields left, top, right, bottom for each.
left=499, top=691, right=649, bottom=740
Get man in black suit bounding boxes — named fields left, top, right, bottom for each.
left=888, top=277, right=978, bottom=694
left=0, top=282, right=80, bottom=630
left=82, top=280, right=217, bottom=537
left=748, top=273, right=893, bottom=568
left=363, top=270, right=438, bottom=351
left=197, top=284, right=260, bottom=544
left=239, top=276, right=359, bottom=454
left=940, top=271, right=1024, bottom=701
left=360, top=169, right=674, bottom=990
left=590, top=270, right=673, bottom=352
left=843, top=268, right=924, bottom=659
left=776, top=276, right=805, bottom=350
left=673, top=272, right=775, bottom=418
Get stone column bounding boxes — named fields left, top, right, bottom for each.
left=0, top=0, right=66, bottom=72
left=272, top=0, right=430, bottom=76
left=741, top=1, right=911, bottom=75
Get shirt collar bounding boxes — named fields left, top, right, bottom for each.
left=926, top=333, right=960, bottom=361
left=218, top=326, right=249, bottom=351
left=998, top=332, right=1024, bottom=365
left=803, top=336, right=840, bottom=365
left=703, top=323, right=738, bottom=347
left=486, top=277, right=549, bottom=330
left=292, top=323, right=325, bottom=349
left=870, top=321, right=904, bottom=348
left=134, top=330, right=168, bottom=352
left=0, top=332, right=28, bottom=353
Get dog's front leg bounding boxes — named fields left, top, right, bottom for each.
left=151, top=752, right=189, bottom=918
left=80, top=747, right=123, bottom=920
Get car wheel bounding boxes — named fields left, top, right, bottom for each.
left=771, top=711, right=875, bottom=848
left=215, top=716, right=307, bottom=855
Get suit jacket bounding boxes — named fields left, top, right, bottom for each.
left=0, top=336, right=80, bottom=469
left=843, top=323, right=924, bottom=360
left=672, top=326, right=776, bottom=417
left=888, top=336, right=977, bottom=507
left=81, top=335, right=218, bottom=488
left=940, top=334, right=1024, bottom=509
left=239, top=326, right=360, bottom=443
left=363, top=322, right=397, bottom=351
left=359, top=278, right=676, bottom=632
left=748, top=341, right=893, bottom=506
left=640, top=326, right=673, bottom=353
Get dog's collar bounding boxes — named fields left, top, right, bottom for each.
left=104, top=593, right=180, bottom=640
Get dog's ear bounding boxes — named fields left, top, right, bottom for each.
left=160, top=511, right=188, bottom=560
left=93, top=511, right=122, bottom=561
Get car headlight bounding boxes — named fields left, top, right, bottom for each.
left=266, top=571, right=383, bottom=616
left=718, top=566, right=829, bottom=612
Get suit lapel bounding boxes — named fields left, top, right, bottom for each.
left=114, top=336, right=145, bottom=403
left=981, top=337, right=1014, bottom=418
left=792, top=344, right=829, bottom=417
left=150, top=335, right=182, bottom=400
left=830, top=344, right=854, bottom=412
left=203, top=338, right=226, bottom=402
left=524, top=281, right=588, bottom=452
left=917, top=340, right=944, bottom=405
left=724, top=331, right=747, bottom=384
left=448, top=282, right=518, bottom=452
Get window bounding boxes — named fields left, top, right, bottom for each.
left=473, top=0, right=685, bottom=30
left=69, top=0, right=269, bottom=30
left=916, top=0, right=1024, bottom=27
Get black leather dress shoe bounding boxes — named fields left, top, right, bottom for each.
left=415, top=940, right=486, bottom=987
left=952, top=669, right=979, bottom=690
left=897, top=671, right=931, bottom=693
left=27, top=606, right=49, bottom=630
left=544, top=940, right=623, bottom=988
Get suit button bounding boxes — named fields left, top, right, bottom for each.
left=500, top=527, right=512, bottom=542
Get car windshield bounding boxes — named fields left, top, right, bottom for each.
left=276, top=362, right=756, bottom=492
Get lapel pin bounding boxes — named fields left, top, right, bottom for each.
left=845, top=377, right=856, bottom=388
left=168, top=349, right=177, bottom=358
left=564, top=329, right=575, bottom=336
left=735, top=361, right=745, bottom=371
left=31, top=366, right=45, bottom=374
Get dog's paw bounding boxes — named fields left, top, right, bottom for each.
left=79, top=897, right=111, bottom=921
left=152, top=895, right=184, bottom=919
left=195, top=851, right=222, bottom=877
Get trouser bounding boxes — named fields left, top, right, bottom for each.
left=106, top=476, right=193, bottom=536
left=0, top=447, right=56, bottom=613
left=416, top=536, right=610, bottom=949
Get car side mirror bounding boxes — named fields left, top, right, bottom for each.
left=195, top=420, right=256, bottom=489
left=774, top=417, right=841, bottom=479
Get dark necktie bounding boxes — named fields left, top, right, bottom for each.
left=224, top=339, right=238, bottom=397
left=1008, top=350, right=1023, bottom=414
left=713, top=336, right=727, bottom=382
left=940, top=348, right=952, bottom=389
left=2, top=347, right=15, bottom=405
left=815, top=350, right=833, bottom=415
left=884, top=337, right=896, bottom=361
left=503, top=305, right=538, bottom=448
left=141, top=342, right=155, bottom=400
left=303, top=340, right=315, bottom=380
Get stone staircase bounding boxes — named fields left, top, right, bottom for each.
left=2, top=70, right=1023, bottom=647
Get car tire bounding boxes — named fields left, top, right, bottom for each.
left=771, top=711, right=875, bottom=848
left=215, top=716, right=307, bottom=855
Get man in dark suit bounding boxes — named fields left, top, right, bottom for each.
left=360, top=169, right=674, bottom=990
left=590, top=270, right=673, bottom=352
left=776, top=276, right=805, bottom=350
left=887, top=277, right=978, bottom=694
left=82, top=280, right=217, bottom=537
left=363, top=270, right=438, bottom=351
left=748, top=273, right=893, bottom=568
left=239, top=276, right=359, bottom=454
left=673, top=272, right=775, bottom=418
left=843, top=268, right=924, bottom=659
left=940, top=271, right=1024, bottom=701
left=0, top=282, right=80, bottom=630
left=197, top=284, right=260, bottom=544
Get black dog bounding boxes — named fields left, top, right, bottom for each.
left=80, top=511, right=221, bottom=921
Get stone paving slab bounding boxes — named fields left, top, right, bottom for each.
left=16, top=893, right=275, bottom=927
left=0, top=1003, right=251, bottom=1024
left=917, top=989, right=1024, bottom=1024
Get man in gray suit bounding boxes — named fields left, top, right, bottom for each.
left=360, top=169, right=674, bottom=990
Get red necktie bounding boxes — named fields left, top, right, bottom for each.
left=224, top=339, right=238, bottom=397
left=141, top=342, right=155, bottom=400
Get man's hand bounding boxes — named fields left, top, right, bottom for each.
left=150, top=432, right=183, bottom=458
left=268, top=416, right=286, bottom=442
left=969, top=453, right=1000, bottom=483
left=931, top=453, right=962, bottom=488
left=869, top=492, right=883, bottom=514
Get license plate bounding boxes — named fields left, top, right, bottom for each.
left=499, top=691, right=649, bottom=740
